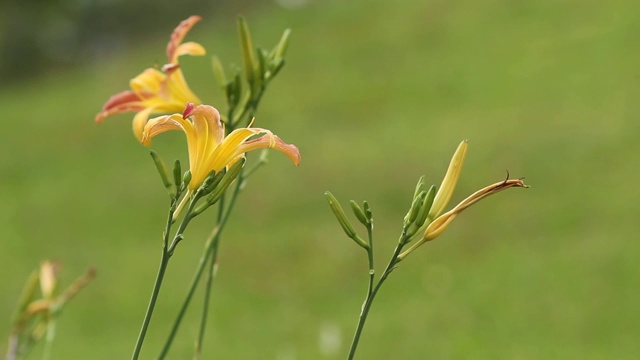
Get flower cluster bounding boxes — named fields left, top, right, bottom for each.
left=96, top=16, right=300, bottom=191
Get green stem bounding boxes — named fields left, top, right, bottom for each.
left=194, top=172, right=245, bottom=358
left=131, top=240, right=170, bottom=360
left=41, top=321, right=55, bottom=360
left=132, top=194, right=198, bottom=360
left=158, top=174, right=245, bottom=359
left=346, top=231, right=408, bottom=360
left=156, top=226, right=219, bottom=360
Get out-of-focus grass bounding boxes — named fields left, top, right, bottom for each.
left=1, top=0, right=639, bottom=358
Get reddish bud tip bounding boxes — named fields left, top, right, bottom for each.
left=183, top=102, right=195, bottom=119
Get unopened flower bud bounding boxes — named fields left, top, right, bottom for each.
left=39, top=261, right=59, bottom=300
left=350, top=200, right=369, bottom=226
left=325, top=192, right=369, bottom=249
left=404, top=191, right=426, bottom=227
left=428, top=140, right=468, bottom=220
left=182, top=170, right=192, bottom=188
left=150, top=151, right=176, bottom=197
left=415, top=185, right=436, bottom=227
left=172, top=159, right=182, bottom=189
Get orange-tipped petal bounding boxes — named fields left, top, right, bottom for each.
left=95, top=91, right=145, bottom=123
left=239, top=133, right=301, bottom=166
left=142, top=114, right=192, bottom=146
left=167, top=16, right=202, bottom=63
left=197, top=127, right=259, bottom=177
left=183, top=104, right=224, bottom=146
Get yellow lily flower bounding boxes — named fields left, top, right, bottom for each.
left=95, top=16, right=206, bottom=142
left=141, top=103, right=301, bottom=192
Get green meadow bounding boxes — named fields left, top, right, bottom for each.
left=1, top=0, right=639, bottom=358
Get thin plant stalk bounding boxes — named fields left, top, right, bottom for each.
left=158, top=172, right=244, bottom=359
left=131, top=194, right=199, bottom=360
left=346, top=229, right=410, bottom=360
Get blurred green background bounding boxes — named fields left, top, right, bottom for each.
left=1, top=0, right=639, bottom=359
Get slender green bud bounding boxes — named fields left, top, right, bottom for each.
left=349, top=200, right=369, bottom=226
left=270, top=59, right=285, bottom=79
left=210, top=159, right=245, bottom=201
left=324, top=192, right=369, bottom=249
left=257, top=47, right=268, bottom=82
left=172, top=160, right=182, bottom=189
left=273, top=29, right=291, bottom=62
left=182, top=170, right=192, bottom=189
left=362, top=201, right=373, bottom=224
left=404, top=190, right=426, bottom=226
left=211, top=55, right=228, bottom=89
left=198, top=169, right=227, bottom=196
left=227, top=66, right=242, bottom=110
left=413, top=175, right=426, bottom=200
left=193, top=159, right=246, bottom=216
left=238, top=17, right=257, bottom=86
left=415, top=185, right=436, bottom=227
left=150, top=151, right=175, bottom=197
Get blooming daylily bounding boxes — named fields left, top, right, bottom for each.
left=95, top=16, right=206, bottom=141
left=397, top=141, right=528, bottom=260
left=141, top=103, right=301, bottom=192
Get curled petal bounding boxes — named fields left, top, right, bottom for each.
left=183, top=104, right=224, bottom=146
left=238, top=132, right=301, bottom=166
left=95, top=91, right=145, bottom=123
left=142, top=114, right=201, bottom=179
left=167, top=16, right=202, bottom=63
left=141, top=114, right=192, bottom=146
left=174, top=41, right=206, bottom=59
left=132, top=107, right=156, bottom=142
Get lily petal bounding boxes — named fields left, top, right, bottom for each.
left=206, top=127, right=264, bottom=173
left=175, top=41, right=206, bottom=59
left=238, top=133, right=301, bottom=166
left=183, top=104, right=224, bottom=146
left=142, top=114, right=200, bottom=177
left=132, top=106, right=156, bottom=142
left=95, top=91, right=145, bottom=123
left=130, top=68, right=165, bottom=94
left=142, top=114, right=193, bottom=146
left=167, top=16, right=203, bottom=63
